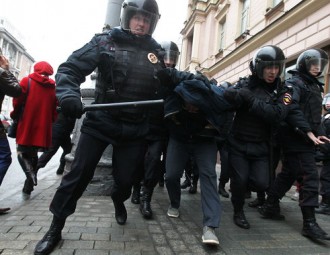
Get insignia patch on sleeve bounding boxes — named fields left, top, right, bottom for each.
left=283, top=93, right=292, bottom=105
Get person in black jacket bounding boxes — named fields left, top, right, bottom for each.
left=223, top=45, right=293, bottom=230
left=258, top=48, right=330, bottom=240
left=0, top=54, right=22, bottom=214
left=36, top=112, right=75, bottom=175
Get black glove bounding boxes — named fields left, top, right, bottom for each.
left=238, top=87, right=254, bottom=105
left=194, top=73, right=211, bottom=90
left=156, top=68, right=174, bottom=87
left=60, top=97, right=83, bottom=119
left=224, top=88, right=243, bottom=105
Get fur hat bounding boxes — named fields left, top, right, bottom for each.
left=33, top=61, right=54, bottom=76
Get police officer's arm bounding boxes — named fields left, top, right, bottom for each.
left=55, top=34, right=102, bottom=102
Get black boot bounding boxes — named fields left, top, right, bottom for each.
left=258, top=196, right=285, bottom=220
left=18, top=153, right=37, bottom=186
left=22, top=179, right=34, bottom=195
left=248, top=192, right=266, bottom=208
left=180, top=178, right=191, bottom=189
left=56, top=161, right=65, bottom=175
left=233, top=211, right=250, bottom=229
left=301, top=206, right=330, bottom=240
left=131, top=183, right=141, bottom=204
left=218, top=183, right=229, bottom=198
left=34, top=216, right=65, bottom=255
left=113, top=199, right=127, bottom=225
left=315, top=197, right=330, bottom=215
left=140, top=187, right=153, bottom=219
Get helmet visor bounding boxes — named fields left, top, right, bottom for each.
left=256, top=60, right=285, bottom=80
left=121, top=5, right=160, bottom=35
left=305, top=57, right=329, bottom=77
left=163, top=50, right=180, bottom=67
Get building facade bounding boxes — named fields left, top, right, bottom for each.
left=180, top=0, right=330, bottom=91
left=0, top=17, right=34, bottom=117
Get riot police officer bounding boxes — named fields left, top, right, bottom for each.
left=259, top=48, right=330, bottom=240
left=34, top=1, right=164, bottom=254
left=223, top=45, right=293, bottom=230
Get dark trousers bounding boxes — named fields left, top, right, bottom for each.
left=229, top=142, right=270, bottom=212
left=165, top=137, right=221, bottom=227
left=0, top=137, right=12, bottom=185
left=37, top=135, right=72, bottom=169
left=50, top=132, right=146, bottom=219
left=268, top=151, right=319, bottom=207
left=320, top=160, right=330, bottom=198
left=217, top=141, right=230, bottom=186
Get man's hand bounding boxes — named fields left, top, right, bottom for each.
left=60, top=97, right=83, bottom=119
left=238, top=87, right=254, bottom=105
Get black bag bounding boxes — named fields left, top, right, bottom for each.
left=7, top=119, right=18, bottom=138
left=7, top=79, right=31, bottom=139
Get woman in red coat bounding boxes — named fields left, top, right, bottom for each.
left=11, top=61, right=57, bottom=196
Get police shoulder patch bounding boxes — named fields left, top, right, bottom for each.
left=282, top=93, right=292, bottom=105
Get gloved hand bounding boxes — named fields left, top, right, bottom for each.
left=60, top=97, right=83, bottom=119
left=194, top=73, right=211, bottom=90
left=224, top=88, right=243, bottom=105
left=238, top=87, right=254, bottom=105
left=156, top=68, right=174, bottom=87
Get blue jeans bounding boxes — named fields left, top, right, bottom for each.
left=165, top=137, right=221, bottom=227
left=0, top=137, right=12, bottom=185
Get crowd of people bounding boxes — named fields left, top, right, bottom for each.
left=0, top=0, right=329, bottom=254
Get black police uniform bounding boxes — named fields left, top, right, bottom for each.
left=265, top=70, right=324, bottom=208
left=224, top=75, right=292, bottom=229
left=50, top=27, right=165, bottom=220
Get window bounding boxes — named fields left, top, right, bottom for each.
left=273, top=0, right=282, bottom=7
left=219, top=20, right=226, bottom=51
left=240, top=0, right=250, bottom=34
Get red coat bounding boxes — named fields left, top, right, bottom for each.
left=11, top=72, right=57, bottom=148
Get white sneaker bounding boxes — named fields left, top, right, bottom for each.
left=202, top=226, right=219, bottom=245
left=167, top=206, right=179, bottom=218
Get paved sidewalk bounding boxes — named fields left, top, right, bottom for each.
left=0, top=166, right=329, bottom=255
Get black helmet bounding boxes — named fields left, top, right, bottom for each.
left=251, top=45, right=285, bottom=79
left=160, top=41, right=180, bottom=67
left=296, top=48, right=329, bottom=77
left=120, top=0, right=160, bottom=36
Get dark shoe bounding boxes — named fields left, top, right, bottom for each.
left=180, top=179, right=191, bottom=189
left=248, top=198, right=265, bottom=208
left=315, top=202, right=330, bottom=215
left=189, top=183, right=197, bottom=194
left=233, top=211, right=250, bottom=229
left=113, top=200, right=127, bottom=225
left=302, top=218, right=330, bottom=240
left=140, top=188, right=153, bottom=219
left=34, top=217, right=64, bottom=255
left=131, top=186, right=141, bottom=204
left=258, top=200, right=285, bottom=220
left=0, top=207, right=10, bottom=214
left=218, top=186, right=229, bottom=198
left=22, top=179, right=34, bottom=195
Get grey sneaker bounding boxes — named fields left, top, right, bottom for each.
left=167, top=206, right=180, bottom=218
left=202, top=226, right=219, bottom=245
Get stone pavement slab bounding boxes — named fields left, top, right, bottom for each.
left=0, top=166, right=329, bottom=255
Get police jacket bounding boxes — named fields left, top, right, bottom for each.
left=0, top=68, right=21, bottom=138
left=279, top=70, right=324, bottom=152
left=55, top=27, right=165, bottom=144
left=226, top=75, right=292, bottom=143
